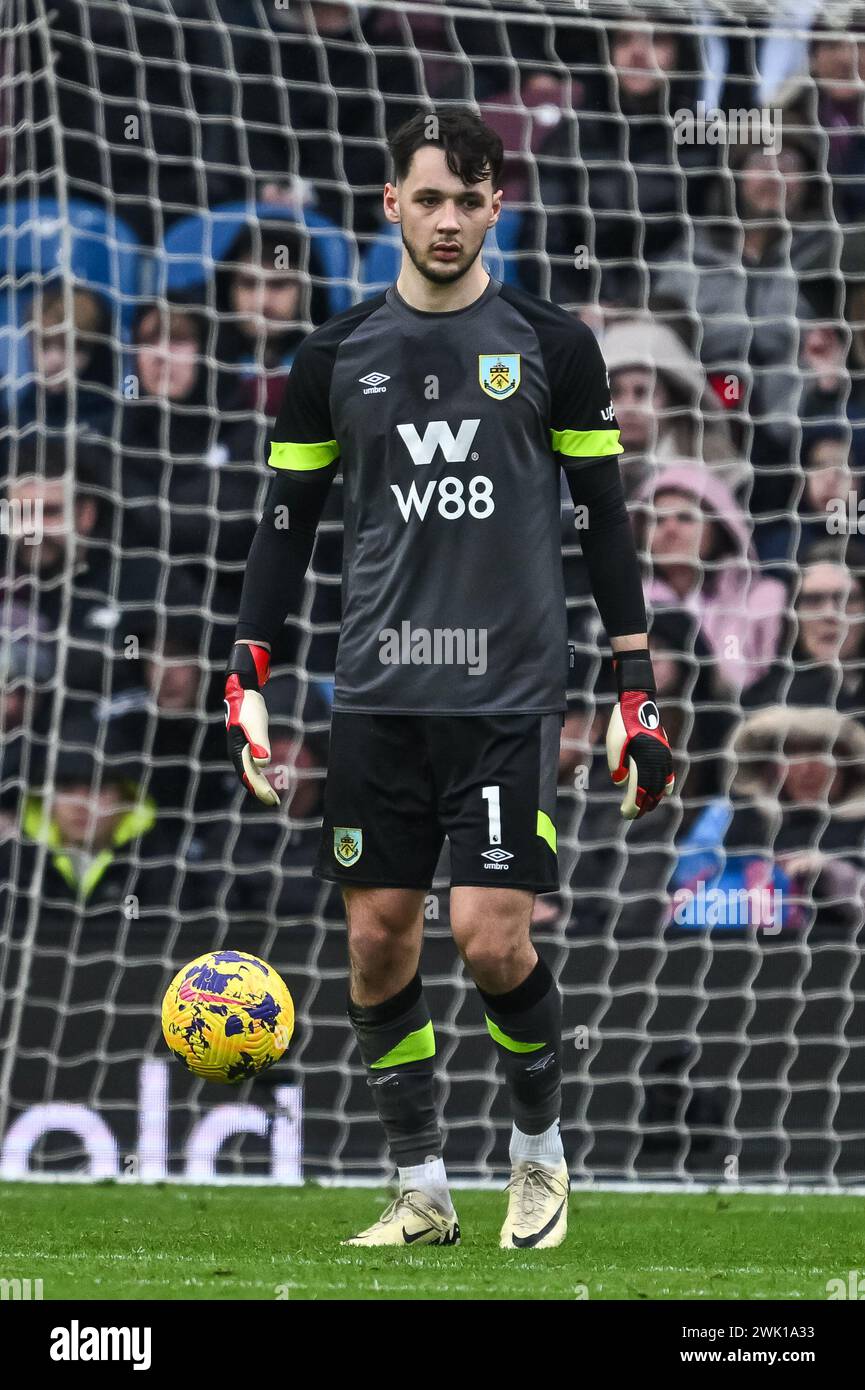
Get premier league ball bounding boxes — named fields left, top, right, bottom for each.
left=162, top=950, right=294, bottom=1083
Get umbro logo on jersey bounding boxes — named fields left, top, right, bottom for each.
left=359, top=371, right=390, bottom=394
left=637, top=700, right=661, bottom=730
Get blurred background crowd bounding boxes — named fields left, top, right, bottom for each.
left=2, top=0, right=865, bottom=950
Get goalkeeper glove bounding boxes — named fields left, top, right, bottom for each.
left=606, top=648, right=675, bottom=820
left=224, top=641, right=280, bottom=806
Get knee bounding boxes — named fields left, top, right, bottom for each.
left=457, top=928, right=523, bottom=987
left=345, top=891, right=419, bottom=967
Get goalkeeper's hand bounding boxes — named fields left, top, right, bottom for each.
left=606, top=648, right=675, bottom=820
left=224, top=641, right=280, bottom=806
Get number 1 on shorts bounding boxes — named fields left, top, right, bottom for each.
left=482, top=784, right=502, bottom=845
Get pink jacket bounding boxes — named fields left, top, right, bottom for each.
left=635, top=464, right=787, bottom=694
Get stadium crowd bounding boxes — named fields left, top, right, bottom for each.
left=2, top=0, right=865, bottom=946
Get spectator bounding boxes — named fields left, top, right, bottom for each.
left=6, top=284, right=116, bottom=442
left=670, top=705, right=865, bottom=935
left=601, top=314, right=746, bottom=496
left=797, top=425, right=858, bottom=557
left=121, top=301, right=263, bottom=626
left=652, top=121, right=842, bottom=473
left=0, top=707, right=191, bottom=927
left=775, top=9, right=865, bottom=230
left=635, top=463, right=787, bottom=693
left=753, top=419, right=857, bottom=571
left=215, top=224, right=311, bottom=417
left=743, top=538, right=865, bottom=718
left=0, top=439, right=152, bottom=711
left=533, top=8, right=717, bottom=304
left=13, top=0, right=235, bottom=243
left=209, top=1, right=387, bottom=234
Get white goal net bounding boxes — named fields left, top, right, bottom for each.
left=1, top=0, right=864, bottom=1185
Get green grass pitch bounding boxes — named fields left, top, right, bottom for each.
left=1, top=1183, right=863, bottom=1300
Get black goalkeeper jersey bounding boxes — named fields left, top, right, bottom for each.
left=269, top=276, right=622, bottom=714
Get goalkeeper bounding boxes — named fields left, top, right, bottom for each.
left=225, top=107, right=673, bottom=1249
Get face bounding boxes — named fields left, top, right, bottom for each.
left=230, top=257, right=301, bottom=343
left=649, top=489, right=705, bottom=568
left=384, top=144, right=501, bottom=286
left=612, top=26, right=678, bottom=100
left=796, top=561, right=865, bottom=662
left=739, top=148, right=807, bottom=219
left=804, top=439, right=851, bottom=513
left=7, top=477, right=96, bottom=574
left=781, top=753, right=841, bottom=805
left=611, top=367, right=671, bottom=451
left=146, top=649, right=200, bottom=711
left=137, top=315, right=200, bottom=402
left=811, top=37, right=865, bottom=103
left=52, top=782, right=127, bottom=850
left=34, top=325, right=92, bottom=394
left=265, top=736, right=321, bottom=818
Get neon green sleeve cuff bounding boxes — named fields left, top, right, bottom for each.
left=550, top=428, right=623, bottom=458
left=269, top=439, right=340, bottom=471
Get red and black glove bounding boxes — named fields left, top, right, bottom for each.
left=224, top=642, right=280, bottom=806
left=606, top=648, right=675, bottom=819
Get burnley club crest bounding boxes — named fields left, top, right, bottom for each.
left=479, top=353, right=521, bottom=400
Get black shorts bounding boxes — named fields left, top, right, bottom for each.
left=314, top=711, right=562, bottom=893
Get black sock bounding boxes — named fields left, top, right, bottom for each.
left=347, top=974, right=441, bottom=1168
left=477, top=957, right=562, bottom=1136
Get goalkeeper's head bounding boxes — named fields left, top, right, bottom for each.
left=385, top=106, right=504, bottom=286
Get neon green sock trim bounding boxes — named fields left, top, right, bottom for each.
left=485, top=1016, right=546, bottom=1053
left=370, top=1021, right=435, bottom=1069
left=537, top=810, right=557, bottom=853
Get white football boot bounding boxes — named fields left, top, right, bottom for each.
left=500, top=1159, right=570, bottom=1249
left=342, top=1191, right=460, bottom=1247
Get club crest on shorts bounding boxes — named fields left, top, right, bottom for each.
left=334, top=827, right=363, bottom=867
left=479, top=353, right=520, bottom=400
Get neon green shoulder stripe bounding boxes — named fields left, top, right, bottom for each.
left=269, top=440, right=340, bottom=471
left=551, top=427, right=623, bottom=457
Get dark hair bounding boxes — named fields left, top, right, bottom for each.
left=800, top=535, right=865, bottom=581
left=388, top=107, right=504, bottom=189
left=12, top=437, right=107, bottom=496
left=227, top=221, right=307, bottom=273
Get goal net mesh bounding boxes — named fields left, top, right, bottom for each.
left=1, top=0, right=864, bottom=1184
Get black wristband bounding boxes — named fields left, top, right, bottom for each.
left=613, top=648, right=655, bottom=699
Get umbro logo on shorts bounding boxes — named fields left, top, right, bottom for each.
left=482, top=848, right=513, bottom=868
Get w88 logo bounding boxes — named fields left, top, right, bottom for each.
left=391, top=475, right=495, bottom=522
